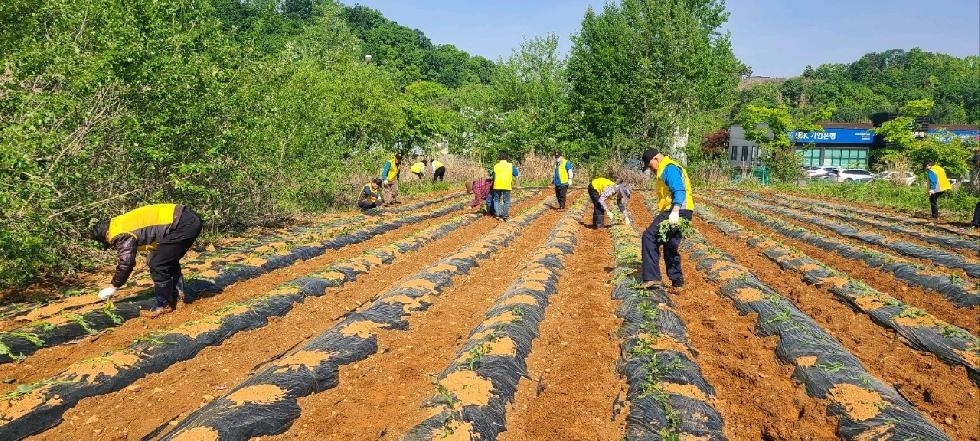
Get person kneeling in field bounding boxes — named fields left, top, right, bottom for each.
left=466, top=177, right=494, bottom=216
left=358, top=178, right=384, bottom=210
left=587, top=176, right=632, bottom=228
left=91, top=204, right=203, bottom=318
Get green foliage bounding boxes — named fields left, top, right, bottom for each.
left=874, top=99, right=973, bottom=176
left=656, top=218, right=695, bottom=243
left=735, top=103, right=833, bottom=182
left=743, top=49, right=980, bottom=125
left=772, top=181, right=977, bottom=222
left=567, top=0, right=745, bottom=160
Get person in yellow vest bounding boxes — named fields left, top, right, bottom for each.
left=490, top=152, right=519, bottom=221
left=380, top=154, right=402, bottom=206
left=409, top=160, right=426, bottom=179
left=553, top=152, right=574, bottom=209
left=431, top=158, right=446, bottom=182
left=640, top=148, right=694, bottom=291
left=90, top=204, right=203, bottom=317
left=587, top=176, right=631, bottom=228
left=358, top=178, right=384, bottom=210
left=925, top=160, right=952, bottom=219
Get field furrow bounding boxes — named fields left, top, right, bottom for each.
left=155, top=200, right=553, bottom=440
left=0, top=194, right=512, bottom=440
left=736, top=191, right=980, bottom=256
left=717, top=193, right=980, bottom=278
left=681, top=224, right=952, bottom=438
left=695, top=206, right=978, bottom=439
left=705, top=192, right=980, bottom=310
left=23, top=193, right=547, bottom=441
left=0, top=196, right=472, bottom=364
left=496, top=212, right=628, bottom=440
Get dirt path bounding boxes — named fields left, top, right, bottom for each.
left=631, top=198, right=840, bottom=440
left=262, top=200, right=569, bottom=440
left=0, top=204, right=469, bottom=395
left=496, top=220, right=628, bottom=441
left=30, top=195, right=546, bottom=441
left=696, top=217, right=978, bottom=440
left=704, top=202, right=979, bottom=336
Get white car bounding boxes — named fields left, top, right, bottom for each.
left=877, top=171, right=916, bottom=186
left=803, top=166, right=828, bottom=178
left=833, top=168, right=874, bottom=182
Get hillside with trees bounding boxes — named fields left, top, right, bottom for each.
left=735, top=49, right=980, bottom=125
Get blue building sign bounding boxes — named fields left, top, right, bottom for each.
left=789, top=128, right=874, bottom=145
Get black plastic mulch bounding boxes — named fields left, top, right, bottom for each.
left=402, top=201, right=584, bottom=440
left=156, top=202, right=551, bottom=440
left=0, top=205, right=491, bottom=440
left=696, top=205, right=979, bottom=385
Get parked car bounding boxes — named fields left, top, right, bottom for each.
left=835, top=169, right=875, bottom=182
left=803, top=166, right=828, bottom=178
left=877, top=170, right=917, bottom=186
left=813, top=166, right=842, bottom=180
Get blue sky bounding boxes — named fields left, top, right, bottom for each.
left=340, top=0, right=980, bottom=78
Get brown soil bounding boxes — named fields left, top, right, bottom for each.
left=27, top=193, right=547, bottom=441
left=497, top=221, right=628, bottom=441
left=629, top=198, right=840, bottom=441
left=759, top=194, right=980, bottom=263
left=718, top=192, right=975, bottom=280
left=696, top=216, right=979, bottom=440
left=0, top=191, right=453, bottom=324
left=259, top=202, right=566, bottom=440
left=703, top=200, right=979, bottom=336
left=759, top=189, right=980, bottom=238
left=0, top=204, right=470, bottom=395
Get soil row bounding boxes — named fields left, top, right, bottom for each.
left=27, top=193, right=548, bottom=441
left=695, top=205, right=979, bottom=384
left=0, top=197, right=470, bottom=364
left=708, top=192, right=979, bottom=309
left=738, top=191, right=980, bottom=255
left=156, top=202, right=554, bottom=440
left=0, top=200, right=495, bottom=440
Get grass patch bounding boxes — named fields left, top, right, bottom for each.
left=770, top=181, right=977, bottom=222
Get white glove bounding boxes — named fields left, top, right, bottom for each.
left=567, top=179, right=572, bottom=187
left=624, top=215, right=633, bottom=227
left=98, top=286, right=117, bottom=301
left=605, top=210, right=613, bottom=220
left=668, top=211, right=680, bottom=225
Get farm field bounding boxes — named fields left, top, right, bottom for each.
left=0, top=188, right=976, bottom=441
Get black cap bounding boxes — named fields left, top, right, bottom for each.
left=641, top=148, right=660, bottom=170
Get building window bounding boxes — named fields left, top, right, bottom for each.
left=730, top=145, right=738, bottom=161
left=741, top=145, right=748, bottom=161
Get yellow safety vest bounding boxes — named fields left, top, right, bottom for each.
left=107, top=204, right=177, bottom=250
left=556, top=159, right=570, bottom=185
left=656, top=157, right=694, bottom=211
left=493, top=161, right=514, bottom=190
left=929, top=165, right=952, bottom=191
left=384, top=158, right=398, bottom=181
left=591, top=177, right=615, bottom=193
left=410, top=162, right=424, bottom=174
left=431, top=160, right=444, bottom=170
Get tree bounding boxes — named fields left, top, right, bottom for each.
left=567, top=0, right=745, bottom=159
left=874, top=99, right=972, bottom=176
left=735, top=104, right=833, bottom=181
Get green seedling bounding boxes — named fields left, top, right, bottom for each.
left=764, top=309, right=792, bottom=325
left=66, top=313, right=97, bottom=334
left=511, top=306, right=525, bottom=323
left=0, top=341, right=25, bottom=361
left=948, top=273, right=963, bottom=286
left=657, top=218, right=695, bottom=243
left=815, top=361, right=845, bottom=373
left=102, top=301, right=124, bottom=325
left=897, top=306, right=925, bottom=319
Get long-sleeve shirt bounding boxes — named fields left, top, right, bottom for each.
left=553, top=159, right=574, bottom=186
left=470, top=179, right=493, bottom=207
left=598, top=184, right=631, bottom=212
left=662, top=164, right=687, bottom=208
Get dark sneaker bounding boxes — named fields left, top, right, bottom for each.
left=141, top=306, right=174, bottom=318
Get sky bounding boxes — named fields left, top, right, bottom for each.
left=339, top=0, right=980, bottom=78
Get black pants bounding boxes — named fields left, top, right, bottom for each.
left=358, top=200, right=378, bottom=210
left=433, top=166, right=446, bottom=182
left=641, top=210, right=693, bottom=285
left=973, top=202, right=980, bottom=227
left=929, top=191, right=945, bottom=218
left=588, top=185, right=604, bottom=227
left=555, top=184, right=568, bottom=209
left=148, top=209, right=203, bottom=308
